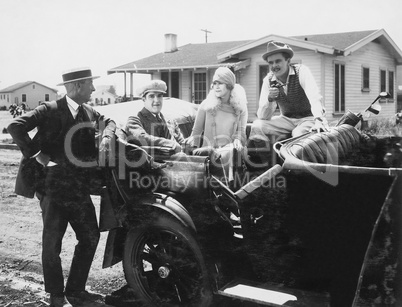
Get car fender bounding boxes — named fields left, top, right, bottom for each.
left=150, top=192, right=196, bottom=231
left=102, top=192, right=196, bottom=268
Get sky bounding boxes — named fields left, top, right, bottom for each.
left=1, top=0, right=402, bottom=96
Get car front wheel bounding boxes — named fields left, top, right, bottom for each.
left=123, top=214, right=212, bottom=306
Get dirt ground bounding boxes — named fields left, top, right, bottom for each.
left=0, top=148, right=127, bottom=306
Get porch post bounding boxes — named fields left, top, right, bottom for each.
left=124, top=72, right=127, bottom=98
left=130, top=73, right=133, bottom=100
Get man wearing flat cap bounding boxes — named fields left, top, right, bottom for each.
left=8, top=67, right=116, bottom=307
left=125, top=80, right=184, bottom=153
left=249, top=40, right=328, bottom=145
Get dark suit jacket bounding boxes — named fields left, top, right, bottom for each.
left=125, top=107, right=184, bottom=147
left=8, top=96, right=116, bottom=198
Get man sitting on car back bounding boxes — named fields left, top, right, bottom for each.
left=249, top=41, right=328, bottom=144
left=125, top=80, right=185, bottom=154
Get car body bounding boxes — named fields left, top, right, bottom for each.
left=96, top=96, right=402, bottom=306
left=94, top=97, right=198, bottom=138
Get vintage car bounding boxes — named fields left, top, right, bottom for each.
left=95, top=97, right=198, bottom=139
left=96, top=94, right=401, bottom=306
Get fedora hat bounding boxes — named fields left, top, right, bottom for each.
left=262, top=41, right=294, bottom=61
left=57, top=67, right=99, bottom=86
left=136, top=80, right=167, bottom=97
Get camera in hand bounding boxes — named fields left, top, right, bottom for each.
left=270, top=80, right=284, bottom=89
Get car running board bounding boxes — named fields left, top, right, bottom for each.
left=217, top=280, right=329, bottom=306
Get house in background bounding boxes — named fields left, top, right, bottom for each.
left=397, top=66, right=402, bottom=112
left=108, top=29, right=402, bottom=123
left=90, top=85, right=119, bottom=106
left=0, top=81, right=58, bottom=110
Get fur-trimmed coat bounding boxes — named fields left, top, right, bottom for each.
left=191, top=84, right=248, bottom=148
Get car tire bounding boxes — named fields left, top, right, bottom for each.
left=123, top=213, right=213, bottom=307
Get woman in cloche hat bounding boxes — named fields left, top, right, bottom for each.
left=186, top=66, right=248, bottom=186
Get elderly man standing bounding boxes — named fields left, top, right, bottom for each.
left=249, top=41, right=328, bottom=145
left=8, top=68, right=116, bottom=307
left=125, top=80, right=184, bottom=153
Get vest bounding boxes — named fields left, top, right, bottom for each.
left=32, top=101, right=96, bottom=164
left=268, top=64, right=313, bottom=118
left=71, top=110, right=97, bottom=162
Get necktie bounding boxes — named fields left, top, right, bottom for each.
left=76, top=105, right=87, bottom=122
left=156, top=113, right=171, bottom=139
left=73, top=105, right=95, bottom=160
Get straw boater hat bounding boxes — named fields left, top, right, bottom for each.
left=136, top=80, right=167, bottom=97
left=57, top=67, right=100, bottom=86
left=262, top=41, right=294, bottom=61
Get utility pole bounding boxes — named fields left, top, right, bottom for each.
left=200, top=29, right=212, bottom=43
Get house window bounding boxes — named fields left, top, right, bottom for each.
left=259, top=65, right=269, bottom=94
left=380, top=69, right=386, bottom=92
left=362, top=67, right=370, bottom=92
left=33, top=84, right=35, bottom=89
left=171, top=72, right=180, bottom=98
left=161, top=72, right=170, bottom=96
left=388, top=71, right=394, bottom=98
left=259, top=65, right=277, bottom=111
left=45, top=94, right=49, bottom=101
left=162, top=71, right=180, bottom=98
left=334, top=63, right=345, bottom=113
left=193, top=72, right=207, bottom=104
left=22, top=94, right=27, bottom=102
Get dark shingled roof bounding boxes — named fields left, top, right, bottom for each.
left=110, top=40, right=252, bottom=71
left=292, top=30, right=378, bottom=50
left=109, top=30, right=386, bottom=72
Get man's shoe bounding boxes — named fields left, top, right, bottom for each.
left=49, top=294, right=72, bottom=307
left=65, top=290, right=103, bottom=303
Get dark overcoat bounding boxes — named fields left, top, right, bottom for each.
left=125, top=107, right=184, bottom=147
left=8, top=96, right=116, bottom=198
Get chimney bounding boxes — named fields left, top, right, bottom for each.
left=164, top=33, right=178, bottom=53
